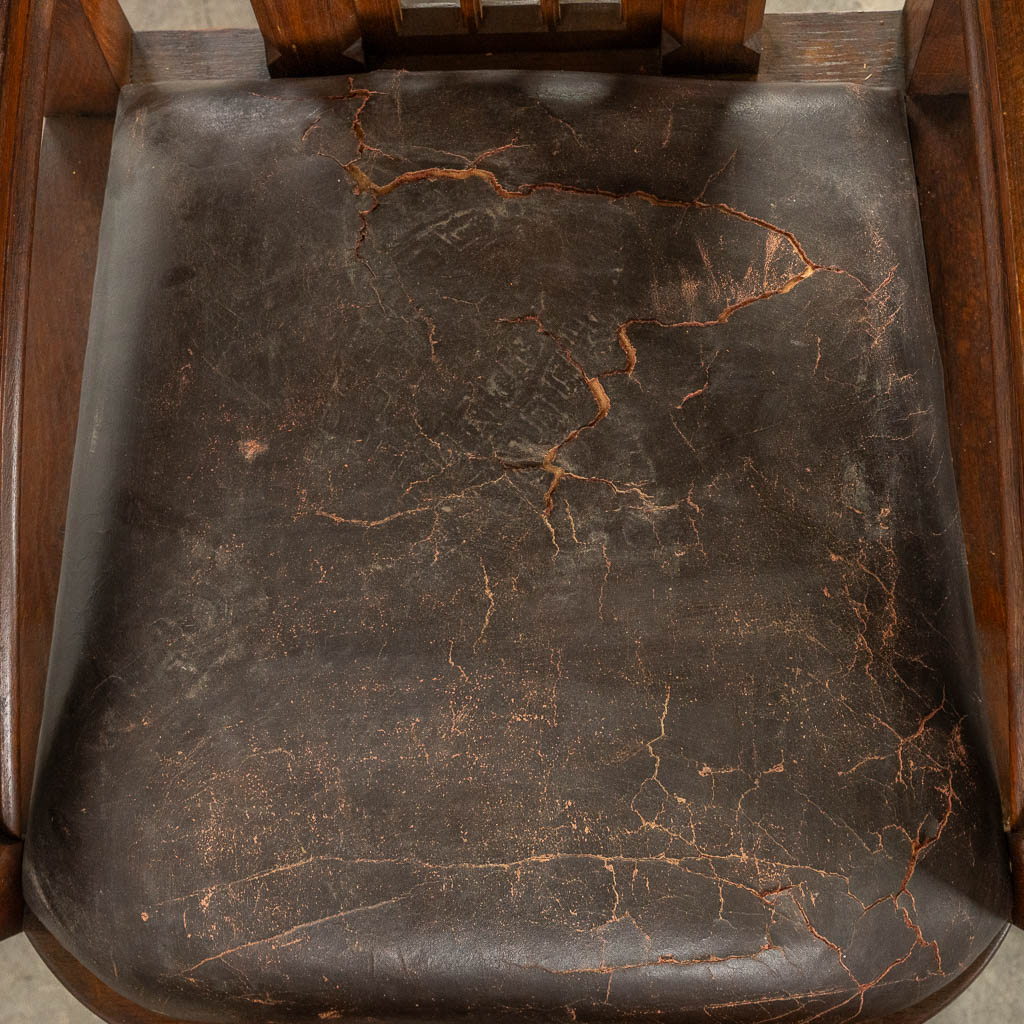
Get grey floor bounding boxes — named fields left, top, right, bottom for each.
left=4, top=0, right=1022, bottom=1020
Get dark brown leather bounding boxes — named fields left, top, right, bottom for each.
left=23, top=72, right=1011, bottom=1023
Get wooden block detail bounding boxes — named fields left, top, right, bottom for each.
left=352, top=0, right=402, bottom=54
left=46, top=0, right=123, bottom=115
left=460, top=0, right=483, bottom=33
left=249, top=0, right=364, bottom=75
left=662, top=0, right=765, bottom=74
left=79, top=0, right=132, bottom=85
left=622, top=0, right=663, bottom=38
left=539, top=0, right=561, bottom=31
left=905, top=0, right=969, bottom=93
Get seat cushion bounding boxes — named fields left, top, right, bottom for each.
left=24, top=71, right=1011, bottom=1022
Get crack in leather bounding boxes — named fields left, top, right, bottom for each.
left=306, top=80, right=882, bottom=541
left=20, top=71, right=1012, bottom=1024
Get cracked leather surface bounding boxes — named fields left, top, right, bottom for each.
left=24, top=72, right=1011, bottom=1023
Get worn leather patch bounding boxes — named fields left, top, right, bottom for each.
left=24, top=72, right=1011, bottom=1023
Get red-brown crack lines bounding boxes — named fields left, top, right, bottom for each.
left=276, top=84, right=957, bottom=1012
left=167, top=846, right=948, bottom=1015
left=303, top=80, right=881, bottom=535
left=497, top=313, right=643, bottom=516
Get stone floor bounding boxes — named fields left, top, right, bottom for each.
left=4, top=0, right=1021, bottom=1020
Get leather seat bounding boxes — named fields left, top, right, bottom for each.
left=23, top=71, right=1011, bottom=1022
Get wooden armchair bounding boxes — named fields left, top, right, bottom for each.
left=2, top=0, right=1024, bottom=1021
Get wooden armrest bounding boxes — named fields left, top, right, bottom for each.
left=906, top=0, right=1024, bottom=924
left=1, top=0, right=54, bottom=844
left=965, top=0, right=1024, bottom=922
left=0, top=0, right=52, bottom=935
left=0, top=0, right=129, bottom=938
left=957, top=0, right=1024, bottom=864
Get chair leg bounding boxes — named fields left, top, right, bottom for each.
left=0, top=837, right=23, bottom=940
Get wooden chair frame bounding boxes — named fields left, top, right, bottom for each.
left=1, top=0, right=1023, bottom=1018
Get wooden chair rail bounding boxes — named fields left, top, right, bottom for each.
left=1, top=0, right=57, bottom=849
left=895, top=0, right=1024, bottom=931
left=128, top=12, right=905, bottom=84
left=961, top=0, right=1024, bottom=921
left=0, top=0, right=51, bottom=938
left=902, top=0, right=1024, bottom=924
left=0, top=0, right=127, bottom=939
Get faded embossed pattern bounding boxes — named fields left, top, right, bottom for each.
left=24, top=73, right=1011, bottom=1023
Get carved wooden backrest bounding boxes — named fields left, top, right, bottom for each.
left=248, top=0, right=763, bottom=73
